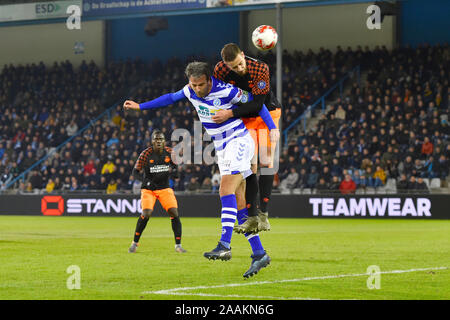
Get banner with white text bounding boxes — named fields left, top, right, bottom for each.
left=0, top=1, right=82, bottom=22
left=82, top=0, right=207, bottom=17
left=0, top=194, right=448, bottom=219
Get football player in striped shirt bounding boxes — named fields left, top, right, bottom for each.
left=128, top=130, right=187, bottom=254
left=212, top=43, right=282, bottom=234
left=123, top=62, right=277, bottom=277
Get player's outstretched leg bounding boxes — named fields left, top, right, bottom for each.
left=129, top=210, right=151, bottom=253
left=243, top=252, right=271, bottom=278
left=237, top=208, right=271, bottom=278
left=168, top=208, right=187, bottom=253
left=204, top=194, right=237, bottom=261
left=257, top=208, right=271, bottom=232
left=203, top=242, right=232, bottom=261
left=257, top=174, right=273, bottom=231
left=234, top=173, right=259, bottom=234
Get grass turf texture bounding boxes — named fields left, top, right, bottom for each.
left=0, top=216, right=448, bottom=300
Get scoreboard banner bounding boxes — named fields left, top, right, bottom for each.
left=0, top=0, right=82, bottom=22
left=0, top=194, right=449, bottom=219
left=82, top=0, right=207, bottom=17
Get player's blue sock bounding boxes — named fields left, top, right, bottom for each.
left=219, top=194, right=237, bottom=249
left=237, top=208, right=265, bottom=256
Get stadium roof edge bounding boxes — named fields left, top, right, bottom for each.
left=0, top=0, right=379, bottom=28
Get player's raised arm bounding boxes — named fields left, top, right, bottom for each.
left=123, top=89, right=187, bottom=111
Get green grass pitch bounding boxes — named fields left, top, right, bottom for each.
left=0, top=215, right=449, bottom=300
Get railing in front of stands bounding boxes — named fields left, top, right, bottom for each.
left=282, top=65, right=360, bottom=146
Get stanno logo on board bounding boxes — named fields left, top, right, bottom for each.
left=67, top=198, right=142, bottom=214
left=40, top=197, right=142, bottom=215
left=309, top=198, right=432, bottom=217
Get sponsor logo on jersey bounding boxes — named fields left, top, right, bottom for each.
left=198, top=105, right=219, bottom=117
left=149, top=164, right=170, bottom=173
left=198, top=105, right=210, bottom=116
left=213, top=98, right=221, bottom=107
left=257, top=80, right=266, bottom=89
left=241, top=91, right=249, bottom=103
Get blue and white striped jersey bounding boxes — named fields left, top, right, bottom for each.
left=138, top=76, right=276, bottom=152
left=182, top=77, right=250, bottom=151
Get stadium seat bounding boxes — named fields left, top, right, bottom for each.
left=430, top=178, right=441, bottom=189
left=366, top=187, right=375, bottom=194
left=356, top=188, right=365, bottom=194
left=376, top=186, right=388, bottom=194
left=423, top=179, right=430, bottom=188
left=386, top=178, right=396, bottom=189
left=302, top=188, right=312, bottom=194
left=292, top=188, right=301, bottom=195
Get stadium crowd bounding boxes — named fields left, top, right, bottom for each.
left=0, top=44, right=448, bottom=195
left=279, top=44, right=449, bottom=194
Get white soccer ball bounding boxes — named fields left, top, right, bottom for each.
left=251, top=25, right=278, bottom=51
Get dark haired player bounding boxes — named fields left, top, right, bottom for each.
left=213, top=43, right=282, bottom=234
left=124, top=62, right=276, bottom=278
left=128, top=130, right=187, bottom=254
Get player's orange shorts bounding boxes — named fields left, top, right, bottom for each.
left=141, top=188, right=178, bottom=212
left=243, top=108, right=281, bottom=155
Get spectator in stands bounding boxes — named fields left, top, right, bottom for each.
left=281, top=167, right=299, bottom=191
left=106, top=179, right=117, bottom=194
left=321, top=166, right=331, bottom=183
left=415, top=177, right=430, bottom=194
left=45, top=178, right=55, bottom=193
left=70, top=177, right=79, bottom=192
left=200, top=177, right=212, bottom=193
left=401, top=156, right=415, bottom=177
left=306, top=167, right=319, bottom=189
left=385, top=159, right=399, bottom=179
left=296, top=168, right=308, bottom=189
left=421, top=137, right=434, bottom=158
left=99, top=176, right=108, bottom=190
left=330, top=158, right=342, bottom=177
left=434, top=155, right=449, bottom=180
left=396, top=174, right=408, bottom=194
left=101, top=155, right=116, bottom=177
left=298, top=157, right=309, bottom=173
left=339, top=174, right=356, bottom=194
left=310, top=154, right=321, bottom=172
left=335, top=105, right=346, bottom=121
left=315, top=178, right=329, bottom=194
left=381, top=146, right=394, bottom=167
left=28, top=170, right=43, bottom=190
left=211, top=169, right=221, bottom=193
left=186, top=176, right=200, bottom=193
left=373, top=166, right=387, bottom=186
left=328, top=175, right=341, bottom=193
left=352, top=170, right=363, bottom=189
left=62, top=176, right=71, bottom=191
left=53, top=177, right=62, bottom=191
left=407, top=176, right=417, bottom=193
left=66, top=120, right=79, bottom=136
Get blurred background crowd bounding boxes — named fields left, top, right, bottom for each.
left=0, top=44, right=448, bottom=195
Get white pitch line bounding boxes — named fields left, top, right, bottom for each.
left=158, top=292, right=322, bottom=300
left=142, top=266, right=448, bottom=297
